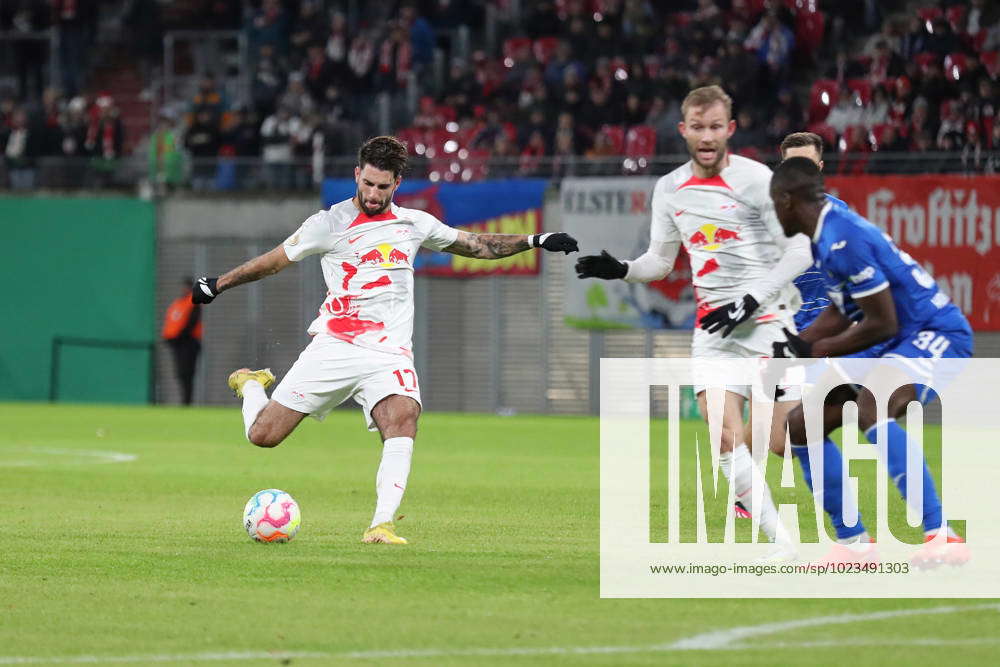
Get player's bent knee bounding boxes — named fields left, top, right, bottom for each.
left=247, top=424, right=282, bottom=448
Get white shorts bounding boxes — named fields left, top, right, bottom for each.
left=691, top=318, right=800, bottom=401
left=272, top=334, right=421, bottom=431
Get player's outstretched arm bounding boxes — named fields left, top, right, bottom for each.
left=443, top=230, right=578, bottom=259
left=192, top=244, right=293, bottom=304
left=575, top=240, right=679, bottom=282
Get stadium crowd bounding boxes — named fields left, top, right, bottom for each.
left=5, top=0, right=1000, bottom=189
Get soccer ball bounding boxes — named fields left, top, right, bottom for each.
left=243, top=489, right=301, bottom=543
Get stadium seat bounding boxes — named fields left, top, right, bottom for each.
left=532, top=37, right=559, bottom=65
left=917, top=7, right=943, bottom=26
left=981, top=50, right=1000, bottom=76
left=846, top=78, right=872, bottom=105
left=944, top=52, right=968, bottom=81
left=946, top=4, right=967, bottom=33
left=734, top=146, right=762, bottom=160
left=915, top=52, right=941, bottom=69
left=839, top=125, right=870, bottom=153
left=806, top=122, right=837, bottom=149
left=670, top=12, right=693, bottom=28
left=625, top=125, right=656, bottom=169
left=870, top=123, right=891, bottom=149
left=966, top=29, right=987, bottom=53
left=808, top=79, right=839, bottom=123
left=600, top=125, right=626, bottom=154
left=747, top=0, right=768, bottom=18
left=793, top=3, right=826, bottom=57
left=502, top=37, right=532, bottom=67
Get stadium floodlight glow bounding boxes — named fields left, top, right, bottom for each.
left=600, top=357, right=1000, bottom=598
left=444, top=140, right=459, bottom=153
left=820, top=91, right=830, bottom=106
left=446, top=121, right=459, bottom=133
left=458, top=148, right=469, bottom=160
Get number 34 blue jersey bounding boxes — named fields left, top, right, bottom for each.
left=811, top=201, right=972, bottom=342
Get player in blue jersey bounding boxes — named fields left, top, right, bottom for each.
left=779, top=133, right=841, bottom=333
left=768, top=157, right=972, bottom=568
left=745, top=133, right=878, bottom=563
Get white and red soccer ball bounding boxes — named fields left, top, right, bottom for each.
left=243, top=489, right=301, bottom=543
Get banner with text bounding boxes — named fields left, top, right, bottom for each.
left=561, top=177, right=696, bottom=329
left=827, top=175, right=1000, bottom=330
left=322, top=178, right=546, bottom=277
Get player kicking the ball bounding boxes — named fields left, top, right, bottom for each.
left=192, top=136, right=578, bottom=544
left=575, top=86, right=813, bottom=559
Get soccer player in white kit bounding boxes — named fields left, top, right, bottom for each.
left=575, top=86, right=813, bottom=556
left=191, top=136, right=579, bottom=544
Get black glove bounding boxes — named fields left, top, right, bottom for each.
left=772, top=327, right=813, bottom=358
left=192, top=277, right=220, bottom=304
left=531, top=232, right=579, bottom=254
left=574, top=250, right=628, bottom=280
left=699, top=294, right=759, bottom=337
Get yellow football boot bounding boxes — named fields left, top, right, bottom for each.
left=227, top=368, right=275, bottom=398
left=362, top=522, right=409, bottom=545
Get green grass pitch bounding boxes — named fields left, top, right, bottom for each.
left=1, top=403, right=996, bottom=666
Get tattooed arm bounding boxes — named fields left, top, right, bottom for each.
left=216, top=245, right=293, bottom=292
left=443, top=231, right=579, bottom=259
left=442, top=231, right=531, bottom=259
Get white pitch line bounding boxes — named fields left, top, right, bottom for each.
left=0, top=652, right=328, bottom=665
left=0, top=447, right=137, bottom=467
left=2, top=603, right=997, bottom=664
left=668, top=602, right=1000, bottom=650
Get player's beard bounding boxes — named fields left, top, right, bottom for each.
left=357, top=189, right=392, bottom=216
left=687, top=140, right=728, bottom=176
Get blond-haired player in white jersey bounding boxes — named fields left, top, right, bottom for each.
left=576, top=86, right=812, bottom=557
left=192, top=136, right=578, bottom=545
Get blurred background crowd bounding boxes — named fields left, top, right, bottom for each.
left=3, top=0, right=1000, bottom=191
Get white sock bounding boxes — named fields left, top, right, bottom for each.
left=241, top=380, right=268, bottom=440
left=370, top=437, right=414, bottom=528
left=720, top=444, right=792, bottom=546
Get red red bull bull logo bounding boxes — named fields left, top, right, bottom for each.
left=687, top=224, right=741, bottom=251
left=358, top=243, right=410, bottom=268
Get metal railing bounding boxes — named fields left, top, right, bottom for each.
left=2, top=152, right=998, bottom=193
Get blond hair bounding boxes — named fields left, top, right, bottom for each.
left=681, top=85, right=733, bottom=120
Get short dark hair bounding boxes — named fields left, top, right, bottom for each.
left=780, top=132, right=824, bottom=159
left=771, top=156, right=825, bottom=200
left=358, top=136, right=408, bottom=178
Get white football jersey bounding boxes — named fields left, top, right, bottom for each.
left=283, top=198, right=459, bottom=357
left=650, top=154, right=797, bottom=323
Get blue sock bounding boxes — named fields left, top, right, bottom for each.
left=791, top=438, right=867, bottom=541
left=864, top=419, right=943, bottom=532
